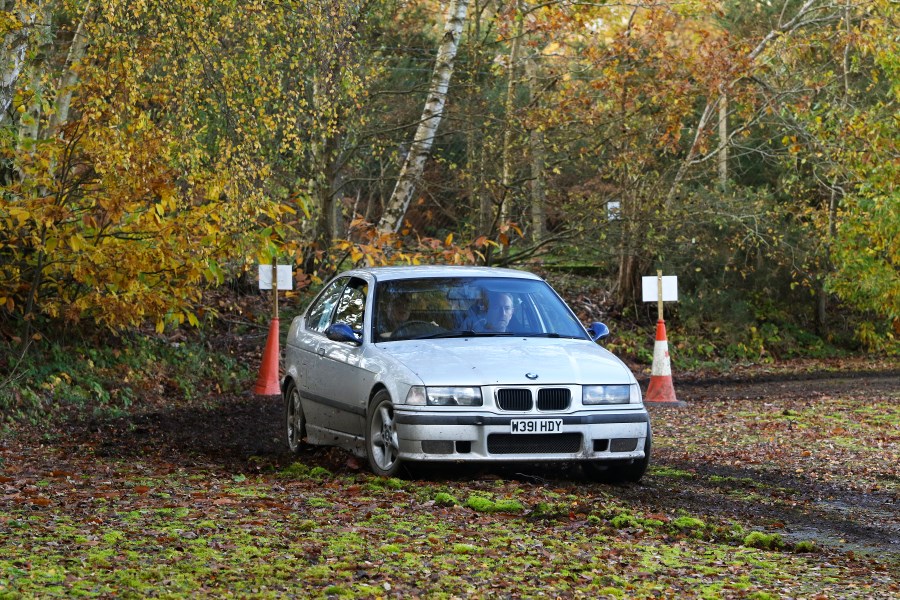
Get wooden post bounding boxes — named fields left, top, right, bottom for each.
left=656, top=269, right=663, bottom=321
left=272, top=260, right=279, bottom=319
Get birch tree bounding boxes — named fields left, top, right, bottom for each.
left=378, top=0, right=468, bottom=234
left=0, top=0, right=32, bottom=124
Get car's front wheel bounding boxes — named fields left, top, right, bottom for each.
left=365, top=390, right=403, bottom=477
left=284, top=383, right=306, bottom=454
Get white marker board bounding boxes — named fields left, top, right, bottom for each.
left=258, top=264, right=293, bottom=290
left=641, top=275, right=678, bottom=302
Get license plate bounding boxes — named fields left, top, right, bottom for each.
left=510, top=419, right=563, bottom=434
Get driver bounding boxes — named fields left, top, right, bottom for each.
left=470, top=291, right=515, bottom=332
left=377, top=291, right=412, bottom=339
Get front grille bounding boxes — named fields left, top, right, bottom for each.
left=496, top=388, right=533, bottom=411
left=488, top=433, right=582, bottom=454
left=537, top=388, right=570, bottom=411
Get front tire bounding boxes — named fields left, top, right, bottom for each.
left=365, top=390, right=403, bottom=477
left=285, top=383, right=306, bottom=454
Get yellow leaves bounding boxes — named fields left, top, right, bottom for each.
left=68, top=235, right=87, bottom=252
left=781, top=135, right=802, bottom=154
left=6, top=207, right=31, bottom=226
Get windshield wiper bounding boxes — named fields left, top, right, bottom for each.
left=525, top=332, right=584, bottom=339
left=418, top=330, right=515, bottom=339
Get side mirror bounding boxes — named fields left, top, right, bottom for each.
left=325, top=322, right=362, bottom=345
left=587, top=321, right=610, bottom=342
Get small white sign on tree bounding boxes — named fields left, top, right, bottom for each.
left=607, top=201, right=621, bottom=221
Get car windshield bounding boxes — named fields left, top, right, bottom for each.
left=372, top=277, right=588, bottom=342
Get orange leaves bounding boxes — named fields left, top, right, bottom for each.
left=335, top=218, right=493, bottom=268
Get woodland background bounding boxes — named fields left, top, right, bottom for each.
left=2, top=4, right=898, bottom=595
left=0, top=0, right=897, bottom=363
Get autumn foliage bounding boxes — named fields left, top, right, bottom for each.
left=0, top=0, right=896, bottom=351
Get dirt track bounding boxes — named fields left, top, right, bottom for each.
left=643, top=369, right=900, bottom=558
left=63, top=365, right=900, bottom=563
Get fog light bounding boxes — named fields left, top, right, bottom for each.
left=610, top=438, right=638, bottom=452
left=422, top=440, right=454, bottom=454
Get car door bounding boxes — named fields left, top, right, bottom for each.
left=314, top=277, right=371, bottom=436
left=293, top=276, right=348, bottom=431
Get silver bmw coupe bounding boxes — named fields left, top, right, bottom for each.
left=282, top=266, right=651, bottom=481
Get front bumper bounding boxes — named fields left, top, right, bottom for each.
left=393, top=408, right=650, bottom=463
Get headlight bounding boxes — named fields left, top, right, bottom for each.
left=406, top=386, right=482, bottom=406
left=583, top=384, right=639, bottom=405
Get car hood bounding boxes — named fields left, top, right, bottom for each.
left=377, top=337, right=636, bottom=386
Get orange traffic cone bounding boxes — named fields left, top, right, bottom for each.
left=644, top=319, right=685, bottom=406
left=253, top=318, right=281, bottom=396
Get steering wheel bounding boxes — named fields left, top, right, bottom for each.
left=391, top=320, right=438, bottom=339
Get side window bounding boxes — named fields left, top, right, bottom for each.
left=306, top=278, right=347, bottom=333
left=333, top=277, right=367, bottom=331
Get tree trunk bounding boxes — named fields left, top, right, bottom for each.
left=499, top=0, right=523, bottom=226
left=616, top=246, right=639, bottom=311
left=718, top=89, right=728, bottom=191
left=48, top=0, right=94, bottom=134
left=0, top=0, right=30, bottom=124
left=378, top=0, right=469, bottom=234
left=464, top=2, right=491, bottom=238
left=526, top=56, right=545, bottom=243
left=615, top=192, right=643, bottom=309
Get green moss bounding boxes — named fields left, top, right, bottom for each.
left=493, top=498, right=523, bottom=513
left=452, top=543, right=481, bottom=555
left=649, top=466, right=695, bottom=479
left=101, top=530, right=126, bottom=545
left=434, top=492, right=458, bottom=506
left=743, top=531, right=785, bottom=550
left=322, top=584, right=350, bottom=596
left=672, top=516, right=706, bottom=531
left=308, top=466, right=332, bottom=479
left=465, top=495, right=495, bottom=512
left=279, top=462, right=310, bottom=478
left=610, top=513, right=640, bottom=529
left=464, top=495, right=522, bottom=513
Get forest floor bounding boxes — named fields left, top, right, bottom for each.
left=2, top=356, right=898, bottom=598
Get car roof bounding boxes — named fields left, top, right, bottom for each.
left=340, top=265, right=543, bottom=283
